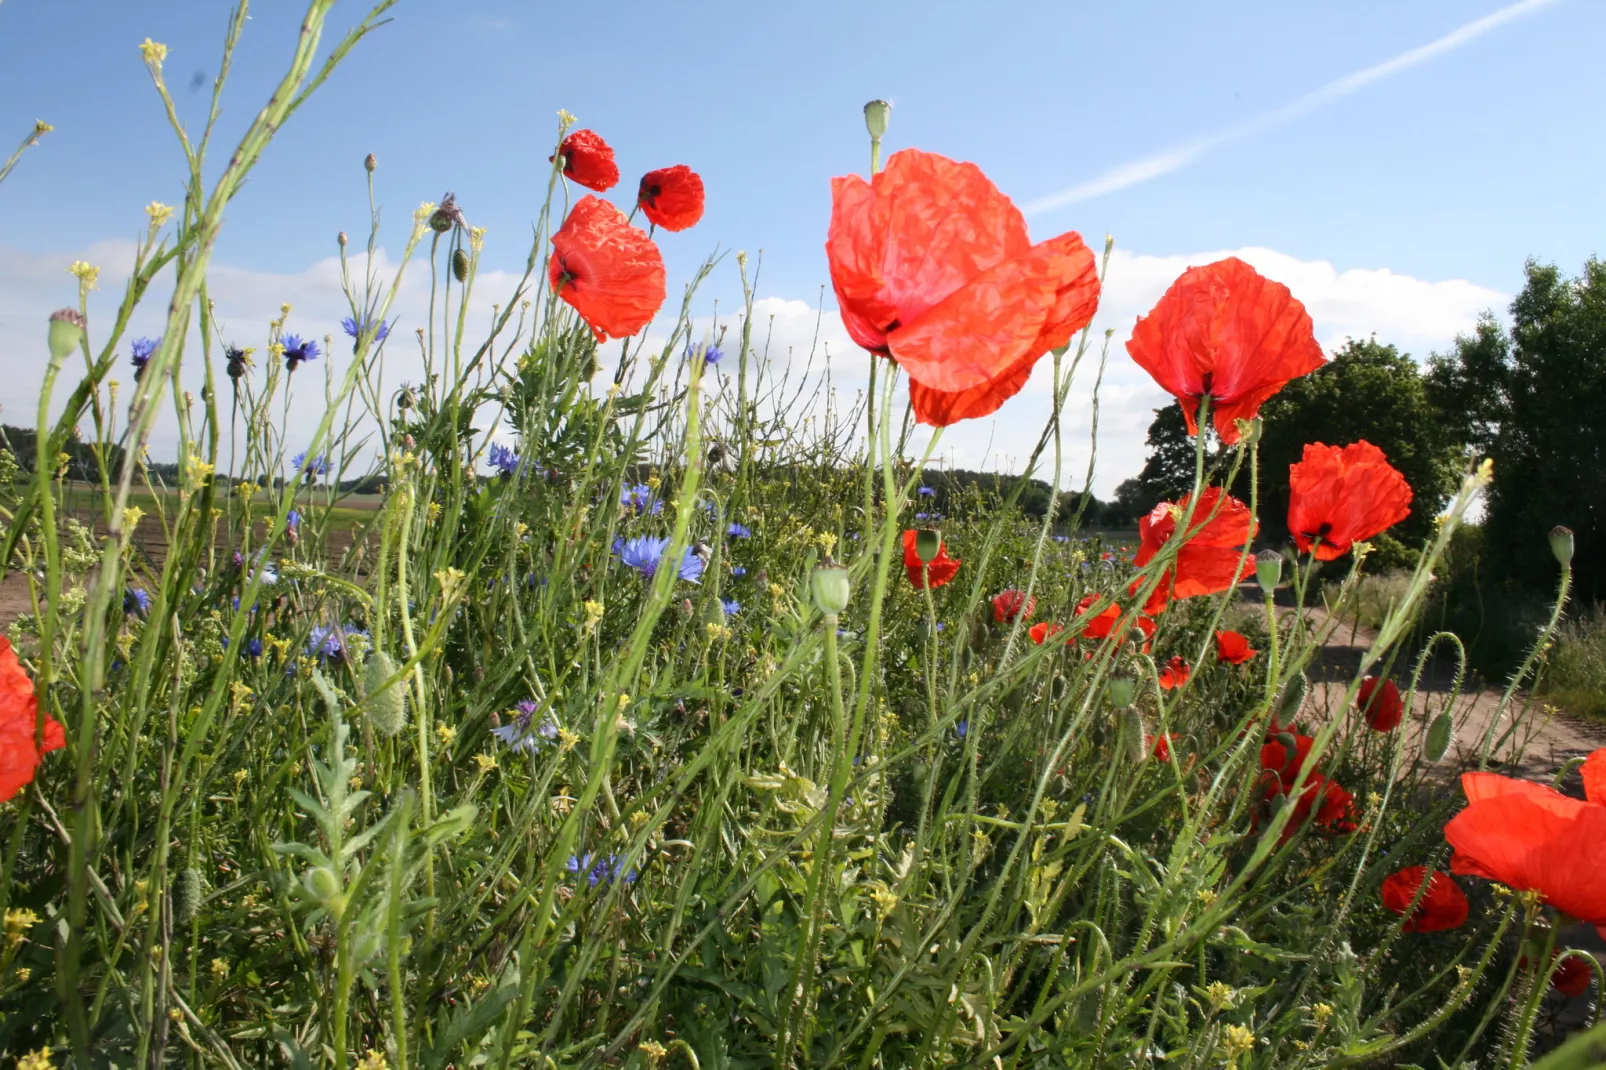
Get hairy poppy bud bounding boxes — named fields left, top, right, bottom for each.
left=1107, top=675, right=1136, bottom=709
left=303, top=865, right=341, bottom=904
left=1119, top=708, right=1146, bottom=763
left=175, top=865, right=204, bottom=924
left=811, top=562, right=851, bottom=617
left=863, top=100, right=891, bottom=140
left=452, top=248, right=469, bottom=283
left=914, top=529, right=941, bottom=565
left=48, top=307, right=86, bottom=361
left=1279, top=674, right=1308, bottom=721
left=1255, top=549, right=1283, bottom=595
left=1550, top=525, right=1574, bottom=568
left=364, top=152, right=377, bottom=173
left=363, top=651, right=407, bottom=738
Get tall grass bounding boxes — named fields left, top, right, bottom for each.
left=0, top=4, right=1597, bottom=1067
left=1543, top=607, right=1606, bottom=722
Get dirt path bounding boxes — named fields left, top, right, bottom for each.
left=1299, top=602, right=1605, bottom=784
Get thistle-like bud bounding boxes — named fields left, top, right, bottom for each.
left=451, top=248, right=469, bottom=283
left=1255, top=549, right=1283, bottom=595
left=1107, top=675, right=1136, bottom=709
left=48, top=307, right=85, bottom=361
left=364, top=153, right=377, bottom=173
left=429, top=192, right=465, bottom=233
left=1550, top=525, right=1574, bottom=568
left=863, top=100, right=891, bottom=140
left=363, top=651, right=407, bottom=738
left=914, top=529, right=941, bottom=565
left=811, top=561, right=851, bottom=617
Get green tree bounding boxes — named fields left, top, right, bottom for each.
left=1428, top=258, right=1606, bottom=602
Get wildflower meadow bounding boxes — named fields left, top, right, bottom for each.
left=1, top=5, right=1603, bottom=1068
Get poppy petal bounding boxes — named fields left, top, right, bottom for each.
left=548, top=196, right=666, bottom=343
left=1580, top=748, right=1606, bottom=806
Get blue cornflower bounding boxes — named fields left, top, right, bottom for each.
left=721, top=599, right=740, bottom=617
left=124, top=588, right=151, bottom=616
left=282, top=334, right=320, bottom=372
left=726, top=522, right=751, bottom=539
left=286, top=509, right=300, bottom=531
left=615, top=536, right=704, bottom=584
left=1053, top=535, right=1069, bottom=543
left=488, top=442, right=521, bottom=476
left=290, top=452, right=330, bottom=478
left=130, top=336, right=161, bottom=376
left=245, top=637, right=263, bottom=658
left=307, top=623, right=366, bottom=660
left=731, top=566, right=747, bottom=577
left=621, top=484, right=662, bottom=515
left=703, top=344, right=724, bottom=365
left=956, top=720, right=969, bottom=740
left=917, top=486, right=935, bottom=497
left=341, top=314, right=393, bottom=352
left=914, top=513, right=930, bottom=521
left=492, top=699, right=558, bottom=752
left=568, top=852, right=636, bottom=888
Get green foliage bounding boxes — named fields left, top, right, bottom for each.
left=1428, top=258, right=1606, bottom=603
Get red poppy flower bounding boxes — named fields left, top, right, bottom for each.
left=991, top=589, right=1036, bottom=624
left=1287, top=441, right=1413, bottom=561
left=1072, top=594, right=1155, bottom=642
left=637, top=165, right=704, bottom=232
left=1214, top=630, right=1256, bottom=665
left=1260, top=725, right=1317, bottom=794
left=548, top=197, right=666, bottom=343
left=1028, top=621, right=1065, bottom=645
left=1549, top=954, right=1596, bottom=998
left=902, top=529, right=961, bottom=589
left=1380, top=866, right=1469, bottom=932
left=1126, top=256, right=1325, bottom=444
left=1357, top=676, right=1405, bottom=732
left=0, top=637, right=65, bottom=802
left=1158, top=656, right=1191, bottom=690
left=1133, top=488, right=1255, bottom=614
left=551, top=129, right=619, bottom=192
left=1147, top=733, right=1178, bottom=762
left=827, top=149, right=1101, bottom=426
left=1444, top=757, right=1606, bottom=927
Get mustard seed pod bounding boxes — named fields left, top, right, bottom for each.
left=451, top=248, right=469, bottom=283
left=914, top=529, right=941, bottom=565
left=811, top=562, right=851, bottom=617
left=1550, top=525, right=1574, bottom=568
left=175, top=865, right=205, bottom=924
left=48, top=307, right=85, bottom=361
left=363, top=650, right=407, bottom=738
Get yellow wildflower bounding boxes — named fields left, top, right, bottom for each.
left=557, top=727, right=580, bottom=752
left=355, top=1052, right=388, bottom=1070
left=68, top=260, right=100, bottom=291
left=1203, top=981, right=1234, bottom=1011
left=32, top=120, right=53, bottom=138
left=16, top=1049, right=54, bottom=1070
left=121, top=506, right=144, bottom=533
left=139, top=38, right=168, bottom=65
left=435, top=722, right=456, bottom=748
left=145, top=201, right=175, bottom=227
left=1222, top=1025, right=1255, bottom=1058
left=581, top=600, right=604, bottom=633
left=638, top=1041, right=668, bottom=1065
left=473, top=753, right=498, bottom=773
left=427, top=502, right=442, bottom=522
left=1311, top=1002, right=1335, bottom=1026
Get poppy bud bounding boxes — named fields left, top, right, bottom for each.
left=1107, top=675, right=1136, bottom=709
left=1279, top=674, right=1308, bottom=720
left=1119, top=708, right=1146, bottom=763
left=48, top=307, right=86, bottom=361
left=1051, top=675, right=1068, bottom=701
left=452, top=248, right=469, bottom=283
left=364, top=153, right=377, bottom=173
left=914, top=529, right=941, bottom=565
left=863, top=100, right=891, bottom=140
left=175, top=864, right=204, bottom=924
left=1255, top=549, right=1282, bottom=594
left=1550, top=525, right=1574, bottom=568
left=364, top=651, right=407, bottom=738
left=303, top=865, right=341, bottom=904
left=811, top=562, right=851, bottom=617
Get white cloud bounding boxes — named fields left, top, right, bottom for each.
left=0, top=241, right=1504, bottom=499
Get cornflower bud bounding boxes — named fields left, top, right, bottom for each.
left=364, top=153, right=377, bottom=173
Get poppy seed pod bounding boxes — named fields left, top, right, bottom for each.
left=48, top=307, right=86, bottom=361
left=452, top=248, right=469, bottom=283
left=811, top=562, right=851, bottom=617
left=1255, top=549, right=1283, bottom=594
left=914, top=529, right=941, bottom=565
left=1550, top=525, right=1575, bottom=568
left=863, top=100, right=891, bottom=140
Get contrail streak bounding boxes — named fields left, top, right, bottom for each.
left=1024, top=0, right=1561, bottom=215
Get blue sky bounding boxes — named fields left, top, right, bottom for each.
left=0, top=0, right=1599, bottom=493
